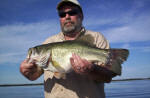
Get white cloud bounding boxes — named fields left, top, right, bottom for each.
left=0, top=52, right=26, bottom=64
left=0, top=20, right=59, bottom=37
left=103, top=11, right=150, bottom=43
left=85, top=14, right=150, bottom=43
left=119, top=43, right=150, bottom=53
left=121, top=43, right=130, bottom=49
left=84, top=0, right=150, bottom=43
left=0, top=20, right=59, bottom=50
left=0, top=20, right=60, bottom=65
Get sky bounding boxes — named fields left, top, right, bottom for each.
left=0, top=0, right=150, bottom=84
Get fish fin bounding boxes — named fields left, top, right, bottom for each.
left=54, top=72, right=66, bottom=79
left=76, top=34, right=96, bottom=47
left=109, top=49, right=129, bottom=75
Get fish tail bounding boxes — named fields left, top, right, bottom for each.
left=110, top=49, right=129, bottom=62
left=108, top=49, right=129, bottom=75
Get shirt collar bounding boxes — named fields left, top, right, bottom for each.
left=58, top=27, right=86, bottom=41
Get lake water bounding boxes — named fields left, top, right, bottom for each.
left=0, top=80, right=150, bottom=98
left=105, top=80, right=150, bottom=98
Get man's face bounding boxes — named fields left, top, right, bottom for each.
left=58, top=6, right=83, bottom=35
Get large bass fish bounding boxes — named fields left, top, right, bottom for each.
left=27, top=41, right=129, bottom=76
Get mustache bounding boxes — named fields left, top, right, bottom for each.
left=64, top=20, right=74, bottom=25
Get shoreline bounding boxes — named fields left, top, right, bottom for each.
left=0, top=77, right=150, bottom=87
left=112, top=77, right=150, bottom=82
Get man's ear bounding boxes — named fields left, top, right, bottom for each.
left=79, top=13, right=84, bottom=21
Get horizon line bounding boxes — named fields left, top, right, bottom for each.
left=0, top=77, right=150, bottom=87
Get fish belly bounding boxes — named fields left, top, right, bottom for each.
left=51, top=48, right=73, bottom=73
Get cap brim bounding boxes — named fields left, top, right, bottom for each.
left=57, top=1, right=80, bottom=10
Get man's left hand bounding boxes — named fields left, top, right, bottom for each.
left=70, top=53, right=94, bottom=75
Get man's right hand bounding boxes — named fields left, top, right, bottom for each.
left=20, top=58, right=43, bottom=81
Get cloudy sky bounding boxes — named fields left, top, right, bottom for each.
left=0, top=0, right=150, bottom=84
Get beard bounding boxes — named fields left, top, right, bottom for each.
left=61, top=19, right=82, bottom=35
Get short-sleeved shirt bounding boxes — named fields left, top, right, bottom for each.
left=43, top=28, right=110, bottom=98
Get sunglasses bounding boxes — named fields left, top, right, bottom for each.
left=58, top=9, right=80, bottom=18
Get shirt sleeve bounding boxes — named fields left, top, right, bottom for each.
left=42, top=34, right=63, bottom=44
left=95, top=32, right=110, bottom=49
left=42, top=37, right=56, bottom=44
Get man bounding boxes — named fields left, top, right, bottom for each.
left=20, top=0, right=118, bottom=98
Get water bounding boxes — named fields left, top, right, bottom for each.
left=0, top=80, right=150, bottom=98
left=105, top=80, right=150, bottom=98
left=0, top=85, right=44, bottom=98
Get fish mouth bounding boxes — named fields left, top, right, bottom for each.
left=28, top=48, right=36, bottom=58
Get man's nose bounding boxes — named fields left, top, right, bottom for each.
left=65, top=13, right=71, bottom=19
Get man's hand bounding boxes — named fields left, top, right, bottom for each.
left=70, top=53, right=116, bottom=83
left=20, top=58, right=43, bottom=81
left=70, top=53, right=94, bottom=75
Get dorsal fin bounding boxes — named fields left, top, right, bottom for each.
left=76, top=34, right=95, bottom=46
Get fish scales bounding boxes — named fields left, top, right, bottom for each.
left=27, top=41, right=129, bottom=75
